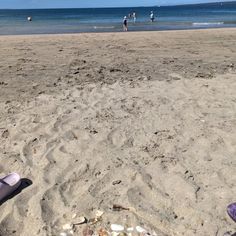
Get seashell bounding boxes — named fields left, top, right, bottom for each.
left=136, top=226, right=147, bottom=233
left=73, top=216, right=87, bottom=225
left=60, top=233, right=67, bottom=236
left=111, top=224, right=124, bottom=232
left=126, top=227, right=134, bottom=232
left=88, top=217, right=99, bottom=224
left=62, top=223, right=73, bottom=230
left=227, top=202, right=236, bottom=222
left=95, top=210, right=104, bottom=218
left=69, top=230, right=74, bottom=235
left=72, top=213, right=77, bottom=219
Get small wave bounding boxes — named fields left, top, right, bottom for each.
left=93, top=26, right=115, bottom=29
left=192, top=22, right=224, bottom=26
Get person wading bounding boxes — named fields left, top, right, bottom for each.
left=150, top=11, right=155, bottom=22
left=123, top=16, right=128, bottom=31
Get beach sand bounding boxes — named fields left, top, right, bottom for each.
left=0, top=29, right=236, bottom=236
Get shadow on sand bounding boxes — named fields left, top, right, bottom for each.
left=0, top=178, right=32, bottom=205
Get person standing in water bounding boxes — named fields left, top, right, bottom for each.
left=133, top=12, right=136, bottom=23
left=123, top=16, right=128, bottom=31
left=150, top=11, right=155, bottom=22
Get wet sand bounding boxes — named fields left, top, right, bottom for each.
left=0, top=29, right=236, bottom=236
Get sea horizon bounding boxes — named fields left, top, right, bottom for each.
left=1, top=1, right=235, bottom=10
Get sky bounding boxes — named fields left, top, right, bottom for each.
left=0, top=0, right=232, bottom=9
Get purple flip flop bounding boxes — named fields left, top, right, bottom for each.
left=227, top=203, right=236, bottom=223
left=0, top=173, right=21, bottom=202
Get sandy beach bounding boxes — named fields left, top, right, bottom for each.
left=0, top=29, right=236, bottom=236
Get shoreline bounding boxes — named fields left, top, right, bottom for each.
left=0, top=26, right=235, bottom=38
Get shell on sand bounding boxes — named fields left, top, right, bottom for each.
left=62, top=223, right=73, bottom=230
left=110, top=224, right=124, bottom=231
left=73, top=216, right=87, bottom=225
left=95, top=210, right=104, bottom=218
left=60, top=233, right=67, bottom=236
left=136, top=226, right=147, bottom=233
left=127, top=227, right=134, bottom=232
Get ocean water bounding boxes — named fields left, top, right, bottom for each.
left=0, top=2, right=236, bottom=35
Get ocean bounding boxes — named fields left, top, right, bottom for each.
left=0, top=2, right=236, bottom=35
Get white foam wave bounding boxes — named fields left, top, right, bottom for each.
left=93, top=26, right=115, bottom=29
left=192, top=22, right=224, bottom=26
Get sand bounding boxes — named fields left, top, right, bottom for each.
left=0, top=29, right=236, bottom=236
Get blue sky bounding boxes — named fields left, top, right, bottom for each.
left=0, top=0, right=231, bottom=9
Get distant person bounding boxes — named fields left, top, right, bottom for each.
left=123, top=16, right=128, bottom=31
left=27, top=16, right=32, bottom=22
left=133, top=12, right=136, bottom=23
left=150, top=11, right=155, bottom=22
